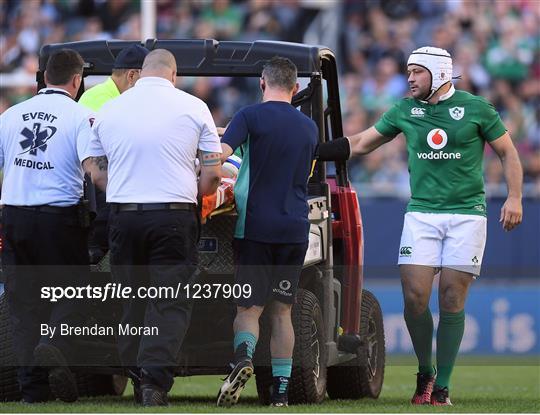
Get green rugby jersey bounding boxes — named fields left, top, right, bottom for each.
left=374, top=87, right=506, bottom=216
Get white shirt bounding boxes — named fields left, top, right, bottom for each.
left=0, top=88, right=96, bottom=206
left=89, top=77, right=222, bottom=204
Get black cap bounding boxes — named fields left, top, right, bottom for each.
left=113, top=45, right=149, bottom=69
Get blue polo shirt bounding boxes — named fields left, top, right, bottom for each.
left=222, top=101, right=318, bottom=244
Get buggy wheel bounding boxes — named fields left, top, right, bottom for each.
left=327, top=289, right=385, bottom=399
left=0, top=292, right=21, bottom=402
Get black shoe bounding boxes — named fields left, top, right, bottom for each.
left=431, top=385, right=452, bottom=406
left=18, top=366, right=52, bottom=404
left=141, top=384, right=168, bottom=407
left=216, top=359, right=254, bottom=407
left=270, top=376, right=289, bottom=407
left=33, top=344, right=78, bottom=403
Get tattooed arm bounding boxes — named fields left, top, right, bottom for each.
left=82, top=156, right=108, bottom=191
left=198, top=150, right=222, bottom=196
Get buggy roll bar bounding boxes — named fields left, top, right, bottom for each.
left=37, top=39, right=348, bottom=185
left=38, top=39, right=329, bottom=78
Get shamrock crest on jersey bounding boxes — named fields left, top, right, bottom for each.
left=449, top=106, right=465, bottom=120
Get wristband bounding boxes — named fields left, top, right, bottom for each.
left=316, top=136, right=351, bottom=161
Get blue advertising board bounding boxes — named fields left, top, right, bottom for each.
left=368, top=282, right=540, bottom=355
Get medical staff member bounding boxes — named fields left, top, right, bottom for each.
left=84, top=49, right=222, bottom=407
left=78, top=44, right=148, bottom=111
left=79, top=44, right=148, bottom=262
left=217, top=57, right=318, bottom=408
left=0, top=49, right=100, bottom=403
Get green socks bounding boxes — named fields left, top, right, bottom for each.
left=404, top=307, right=435, bottom=375
left=436, top=309, right=465, bottom=389
left=404, top=307, right=466, bottom=389
left=271, top=358, right=293, bottom=378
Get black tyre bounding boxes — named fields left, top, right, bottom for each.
left=76, top=373, right=127, bottom=397
left=0, top=292, right=21, bottom=402
left=327, top=289, right=385, bottom=399
left=255, top=288, right=327, bottom=404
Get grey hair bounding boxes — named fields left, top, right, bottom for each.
left=261, top=56, right=297, bottom=92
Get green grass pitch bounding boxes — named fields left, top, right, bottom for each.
left=1, top=362, right=539, bottom=413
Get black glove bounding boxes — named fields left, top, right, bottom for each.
left=315, top=137, right=351, bottom=161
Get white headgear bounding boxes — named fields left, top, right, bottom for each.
left=407, top=46, right=453, bottom=100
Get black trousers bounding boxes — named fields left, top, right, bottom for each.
left=108, top=209, right=199, bottom=392
left=1, top=206, right=89, bottom=401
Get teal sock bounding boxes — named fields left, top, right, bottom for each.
left=436, top=310, right=465, bottom=390
left=271, top=358, right=292, bottom=378
left=233, top=331, right=257, bottom=359
left=404, top=307, right=435, bottom=375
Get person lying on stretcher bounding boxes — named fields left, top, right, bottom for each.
left=199, top=119, right=351, bottom=221
left=200, top=154, right=241, bottom=221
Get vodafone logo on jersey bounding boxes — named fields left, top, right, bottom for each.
left=426, top=129, right=448, bottom=150
left=417, top=128, right=461, bottom=160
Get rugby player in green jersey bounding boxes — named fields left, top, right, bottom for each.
left=336, top=46, right=523, bottom=405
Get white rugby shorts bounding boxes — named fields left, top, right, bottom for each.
left=397, top=212, right=487, bottom=276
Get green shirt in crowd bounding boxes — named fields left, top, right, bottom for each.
left=78, top=77, right=120, bottom=111
left=374, top=86, right=507, bottom=217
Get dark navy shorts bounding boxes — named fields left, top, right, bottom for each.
left=233, top=238, right=308, bottom=308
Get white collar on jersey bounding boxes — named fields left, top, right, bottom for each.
left=40, top=87, right=71, bottom=94
left=438, top=84, right=455, bottom=101
left=418, top=83, right=455, bottom=104
left=135, top=77, right=175, bottom=88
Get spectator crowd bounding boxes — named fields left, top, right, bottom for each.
left=1, top=0, right=538, bottom=197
